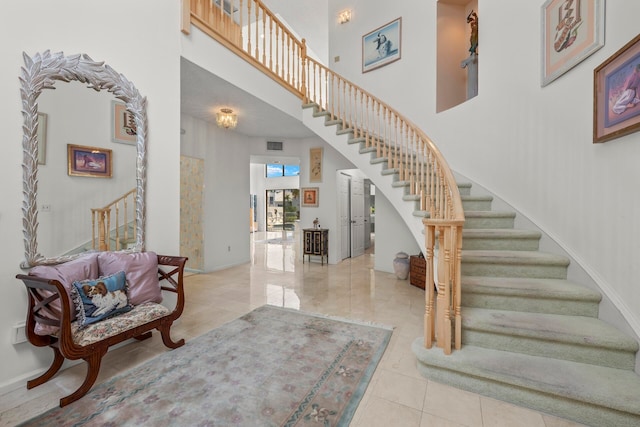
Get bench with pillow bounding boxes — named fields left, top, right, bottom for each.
left=16, top=251, right=188, bottom=407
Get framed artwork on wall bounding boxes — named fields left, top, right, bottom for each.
left=111, top=100, right=137, bottom=144
left=594, top=33, right=640, bottom=143
left=540, top=0, right=605, bottom=87
left=37, top=112, right=47, bottom=165
left=301, top=187, right=319, bottom=207
left=309, top=147, right=323, bottom=182
left=68, top=144, right=112, bottom=178
left=362, top=17, right=402, bottom=73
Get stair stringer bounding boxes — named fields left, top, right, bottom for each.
left=301, top=105, right=429, bottom=255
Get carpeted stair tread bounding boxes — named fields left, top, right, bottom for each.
left=462, top=229, right=542, bottom=251
left=463, top=229, right=541, bottom=239
left=461, top=276, right=602, bottom=302
left=462, top=250, right=570, bottom=266
left=464, top=210, right=517, bottom=219
left=412, top=341, right=640, bottom=420
left=461, top=307, right=639, bottom=353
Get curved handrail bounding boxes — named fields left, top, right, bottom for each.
left=182, top=0, right=464, bottom=353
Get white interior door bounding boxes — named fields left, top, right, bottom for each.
left=364, top=180, right=371, bottom=249
left=339, top=173, right=351, bottom=260
left=350, top=176, right=365, bottom=258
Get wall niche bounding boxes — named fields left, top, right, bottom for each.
left=436, top=0, right=478, bottom=113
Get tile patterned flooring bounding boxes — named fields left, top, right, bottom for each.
left=0, top=232, right=586, bottom=426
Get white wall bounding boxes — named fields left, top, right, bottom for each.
left=180, top=114, right=252, bottom=271
left=328, top=0, right=640, bottom=337
left=0, top=0, right=181, bottom=388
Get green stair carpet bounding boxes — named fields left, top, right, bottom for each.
left=305, top=102, right=640, bottom=427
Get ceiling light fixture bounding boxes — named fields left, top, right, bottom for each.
left=216, top=108, right=238, bottom=129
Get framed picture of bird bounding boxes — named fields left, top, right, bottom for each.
left=362, top=17, right=402, bottom=73
left=540, top=0, right=605, bottom=86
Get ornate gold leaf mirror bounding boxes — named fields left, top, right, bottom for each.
left=20, top=51, right=147, bottom=268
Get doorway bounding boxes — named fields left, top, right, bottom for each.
left=339, top=172, right=374, bottom=260
left=266, top=189, right=300, bottom=234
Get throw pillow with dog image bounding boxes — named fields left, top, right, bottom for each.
left=72, top=271, right=132, bottom=328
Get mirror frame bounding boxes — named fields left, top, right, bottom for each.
left=20, top=51, right=147, bottom=268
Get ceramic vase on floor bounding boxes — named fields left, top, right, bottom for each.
left=393, top=252, right=409, bottom=279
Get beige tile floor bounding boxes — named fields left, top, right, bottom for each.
left=0, top=232, right=586, bottom=426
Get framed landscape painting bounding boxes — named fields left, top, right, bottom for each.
left=68, top=144, right=112, bottom=178
left=362, top=17, right=402, bottom=73
left=594, top=34, right=640, bottom=143
left=541, top=0, right=605, bottom=86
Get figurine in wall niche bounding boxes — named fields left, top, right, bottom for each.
left=461, top=10, right=479, bottom=99
left=467, top=10, right=478, bottom=55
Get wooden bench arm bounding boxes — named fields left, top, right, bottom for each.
left=156, top=254, right=188, bottom=322
left=15, top=274, right=75, bottom=348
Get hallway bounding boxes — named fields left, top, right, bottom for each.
left=1, top=233, right=584, bottom=426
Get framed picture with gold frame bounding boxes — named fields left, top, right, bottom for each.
left=594, top=33, right=640, bottom=143
left=68, top=144, right=112, bottom=178
left=301, top=187, right=319, bottom=207
left=309, top=147, right=323, bottom=182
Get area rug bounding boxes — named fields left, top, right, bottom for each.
left=21, top=305, right=392, bottom=427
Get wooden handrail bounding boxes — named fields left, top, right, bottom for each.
left=182, top=0, right=464, bottom=354
left=91, top=189, right=136, bottom=252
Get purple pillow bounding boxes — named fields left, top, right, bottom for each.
left=97, top=251, right=161, bottom=306
left=29, top=253, right=100, bottom=335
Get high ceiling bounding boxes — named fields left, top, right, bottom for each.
left=180, top=58, right=314, bottom=139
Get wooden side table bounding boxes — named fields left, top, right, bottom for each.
left=303, top=228, right=328, bottom=265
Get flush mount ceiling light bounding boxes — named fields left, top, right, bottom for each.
left=216, top=108, right=238, bottom=129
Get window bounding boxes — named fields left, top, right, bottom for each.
left=266, top=163, right=300, bottom=178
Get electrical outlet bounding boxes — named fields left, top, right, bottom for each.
left=334, top=55, right=340, bottom=62
left=41, top=204, right=51, bottom=212
left=12, top=322, right=27, bottom=344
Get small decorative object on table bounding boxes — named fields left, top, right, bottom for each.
left=313, top=217, right=320, bottom=229
left=393, top=252, right=410, bottom=279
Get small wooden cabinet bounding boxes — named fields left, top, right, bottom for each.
left=303, top=228, right=328, bottom=265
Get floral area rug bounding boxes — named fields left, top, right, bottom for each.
left=21, top=305, right=392, bottom=427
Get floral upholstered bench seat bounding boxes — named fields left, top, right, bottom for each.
left=68, top=302, right=171, bottom=347
left=16, top=252, right=188, bottom=407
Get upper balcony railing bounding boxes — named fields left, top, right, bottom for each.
left=181, top=0, right=465, bottom=354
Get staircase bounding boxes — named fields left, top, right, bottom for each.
left=304, top=103, right=640, bottom=426
left=181, top=2, right=640, bottom=424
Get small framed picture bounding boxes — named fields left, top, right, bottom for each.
left=111, top=100, right=137, bottom=144
left=301, top=187, right=319, bottom=207
left=37, top=112, right=47, bottom=165
left=540, top=0, right=605, bottom=87
left=68, top=144, right=112, bottom=178
left=594, top=34, right=640, bottom=143
left=309, top=147, right=323, bottom=182
left=362, top=17, right=402, bottom=73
